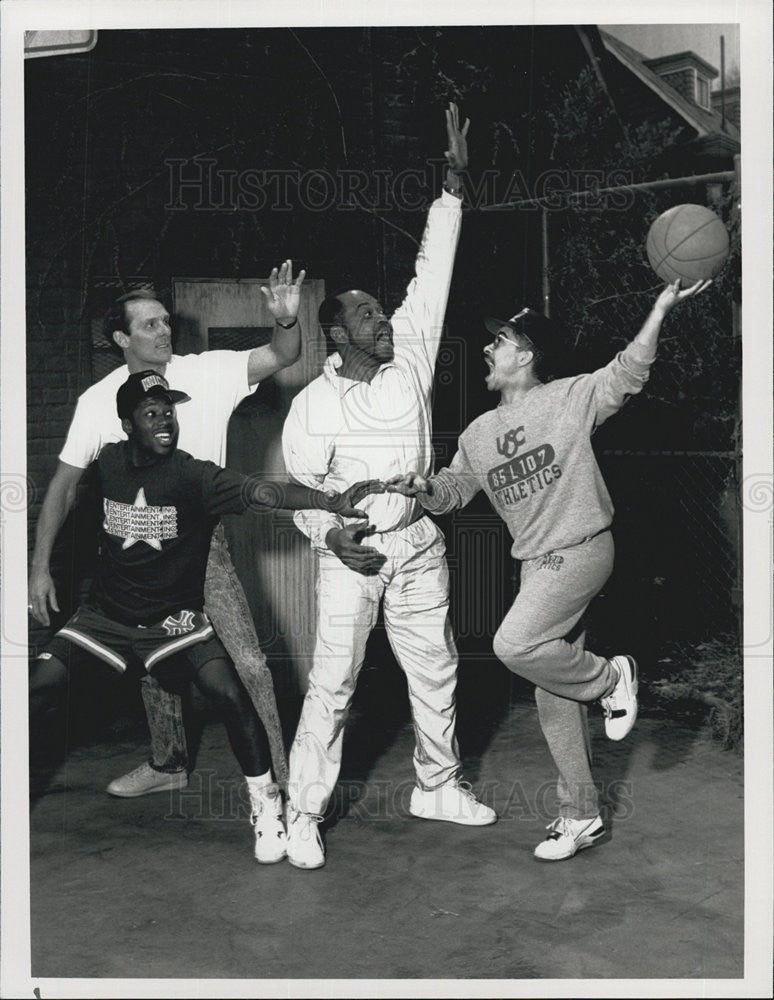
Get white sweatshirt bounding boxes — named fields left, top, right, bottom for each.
left=282, top=190, right=462, bottom=547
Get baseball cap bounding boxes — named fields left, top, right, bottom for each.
left=483, top=308, right=560, bottom=359
left=116, top=370, right=191, bottom=419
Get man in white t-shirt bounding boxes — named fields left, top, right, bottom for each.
left=28, top=261, right=304, bottom=793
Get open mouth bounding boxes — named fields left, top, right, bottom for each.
left=154, top=432, right=173, bottom=445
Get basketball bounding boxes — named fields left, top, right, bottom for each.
left=646, top=204, right=729, bottom=284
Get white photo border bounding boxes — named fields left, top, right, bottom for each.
left=2, top=0, right=771, bottom=997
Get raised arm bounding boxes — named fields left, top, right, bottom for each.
left=442, top=100, right=469, bottom=198
left=634, top=278, right=712, bottom=353
left=247, top=259, right=306, bottom=385
left=390, top=103, right=468, bottom=369
left=28, top=460, right=86, bottom=625
left=570, top=278, right=712, bottom=430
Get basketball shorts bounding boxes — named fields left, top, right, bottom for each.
left=39, top=604, right=228, bottom=676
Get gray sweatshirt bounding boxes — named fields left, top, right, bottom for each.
left=421, top=340, right=657, bottom=560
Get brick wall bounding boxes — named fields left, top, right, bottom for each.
left=26, top=26, right=549, bottom=506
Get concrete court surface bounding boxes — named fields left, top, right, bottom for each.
left=29, top=693, right=744, bottom=983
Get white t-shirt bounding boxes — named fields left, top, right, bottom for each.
left=58, top=351, right=256, bottom=468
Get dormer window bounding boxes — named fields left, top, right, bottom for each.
left=696, top=75, right=710, bottom=109
left=644, top=50, right=719, bottom=110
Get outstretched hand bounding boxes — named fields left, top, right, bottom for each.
left=444, top=101, right=470, bottom=174
left=260, top=259, right=306, bottom=324
left=653, top=278, right=712, bottom=317
left=383, top=472, right=432, bottom=496
left=324, top=479, right=385, bottom=518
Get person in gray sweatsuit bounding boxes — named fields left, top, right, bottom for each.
left=386, top=278, right=710, bottom=861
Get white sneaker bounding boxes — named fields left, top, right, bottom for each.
left=600, top=654, right=639, bottom=741
left=534, top=815, right=605, bottom=862
left=286, top=806, right=325, bottom=870
left=409, top=778, right=497, bottom=826
left=249, top=784, right=288, bottom=865
left=106, top=761, right=188, bottom=798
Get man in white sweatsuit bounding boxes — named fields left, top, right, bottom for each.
left=281, top=104, right=496, bottom=870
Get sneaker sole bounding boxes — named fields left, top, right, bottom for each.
left=106, top=775, right=188, bottom=798
left=408, top=805, right=498, bottom=827
left=287, top=855, right=325, bottom=870
left=255, top=850, right=288, bottom=865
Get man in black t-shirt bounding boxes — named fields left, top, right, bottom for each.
left=30, top=370, right=379, bottom=865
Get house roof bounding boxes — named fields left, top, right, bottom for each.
left=644, top=50, right=720, bottom=79
left=599, top=29, right=740, bottom=141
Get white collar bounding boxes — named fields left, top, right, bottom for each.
left=322, top=351, right=391, bottom=392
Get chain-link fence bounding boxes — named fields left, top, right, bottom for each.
left=542, top=170, right=741, bottom=680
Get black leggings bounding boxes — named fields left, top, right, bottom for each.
left=29, top=652, right=271, bottom=778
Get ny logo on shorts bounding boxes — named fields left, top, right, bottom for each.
left=161, top=610, right=196, bottom=636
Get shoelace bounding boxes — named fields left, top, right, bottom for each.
left=291, top=811, right=324, bottom=843
left=297, top=812, right=324, bottom=825
left=544, top=817, right=599, bottom=842
left=290, top=810, right=324, bottom=828
left=544, top=817, right=571, bottom=840
left=453, top=779, right=477, bottom=801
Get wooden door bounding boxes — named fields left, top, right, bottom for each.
left=173, top=278, right=326, bottom=697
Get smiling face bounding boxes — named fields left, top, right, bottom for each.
left=483, top=327, right=533, bottom=392
left=123, top=395, right=179, bottom=457
left=334, top=290, right=394, bottom=363
left=113, top=299, right=173, bottom=372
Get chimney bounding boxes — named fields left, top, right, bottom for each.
left=712, top=86, right=741, bottom=131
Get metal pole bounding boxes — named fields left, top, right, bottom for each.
left=720, top=35, right=726, bottom=130
left=481, top=170, right=736, bottom=212
left=541, top=209, right=550, bottom=318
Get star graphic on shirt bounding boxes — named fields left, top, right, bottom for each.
left=121, top=487, right=163, bottom=551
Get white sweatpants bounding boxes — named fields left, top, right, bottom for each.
left=289, top=517, right=461, bottom=815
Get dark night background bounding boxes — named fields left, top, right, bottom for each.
left=25, top=26, right=741, bottom=747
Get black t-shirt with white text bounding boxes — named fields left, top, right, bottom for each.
left=91, top=442, right=249, bottom=625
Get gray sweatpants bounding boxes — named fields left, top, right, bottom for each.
left=493, top=530, right=617, bottom=819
